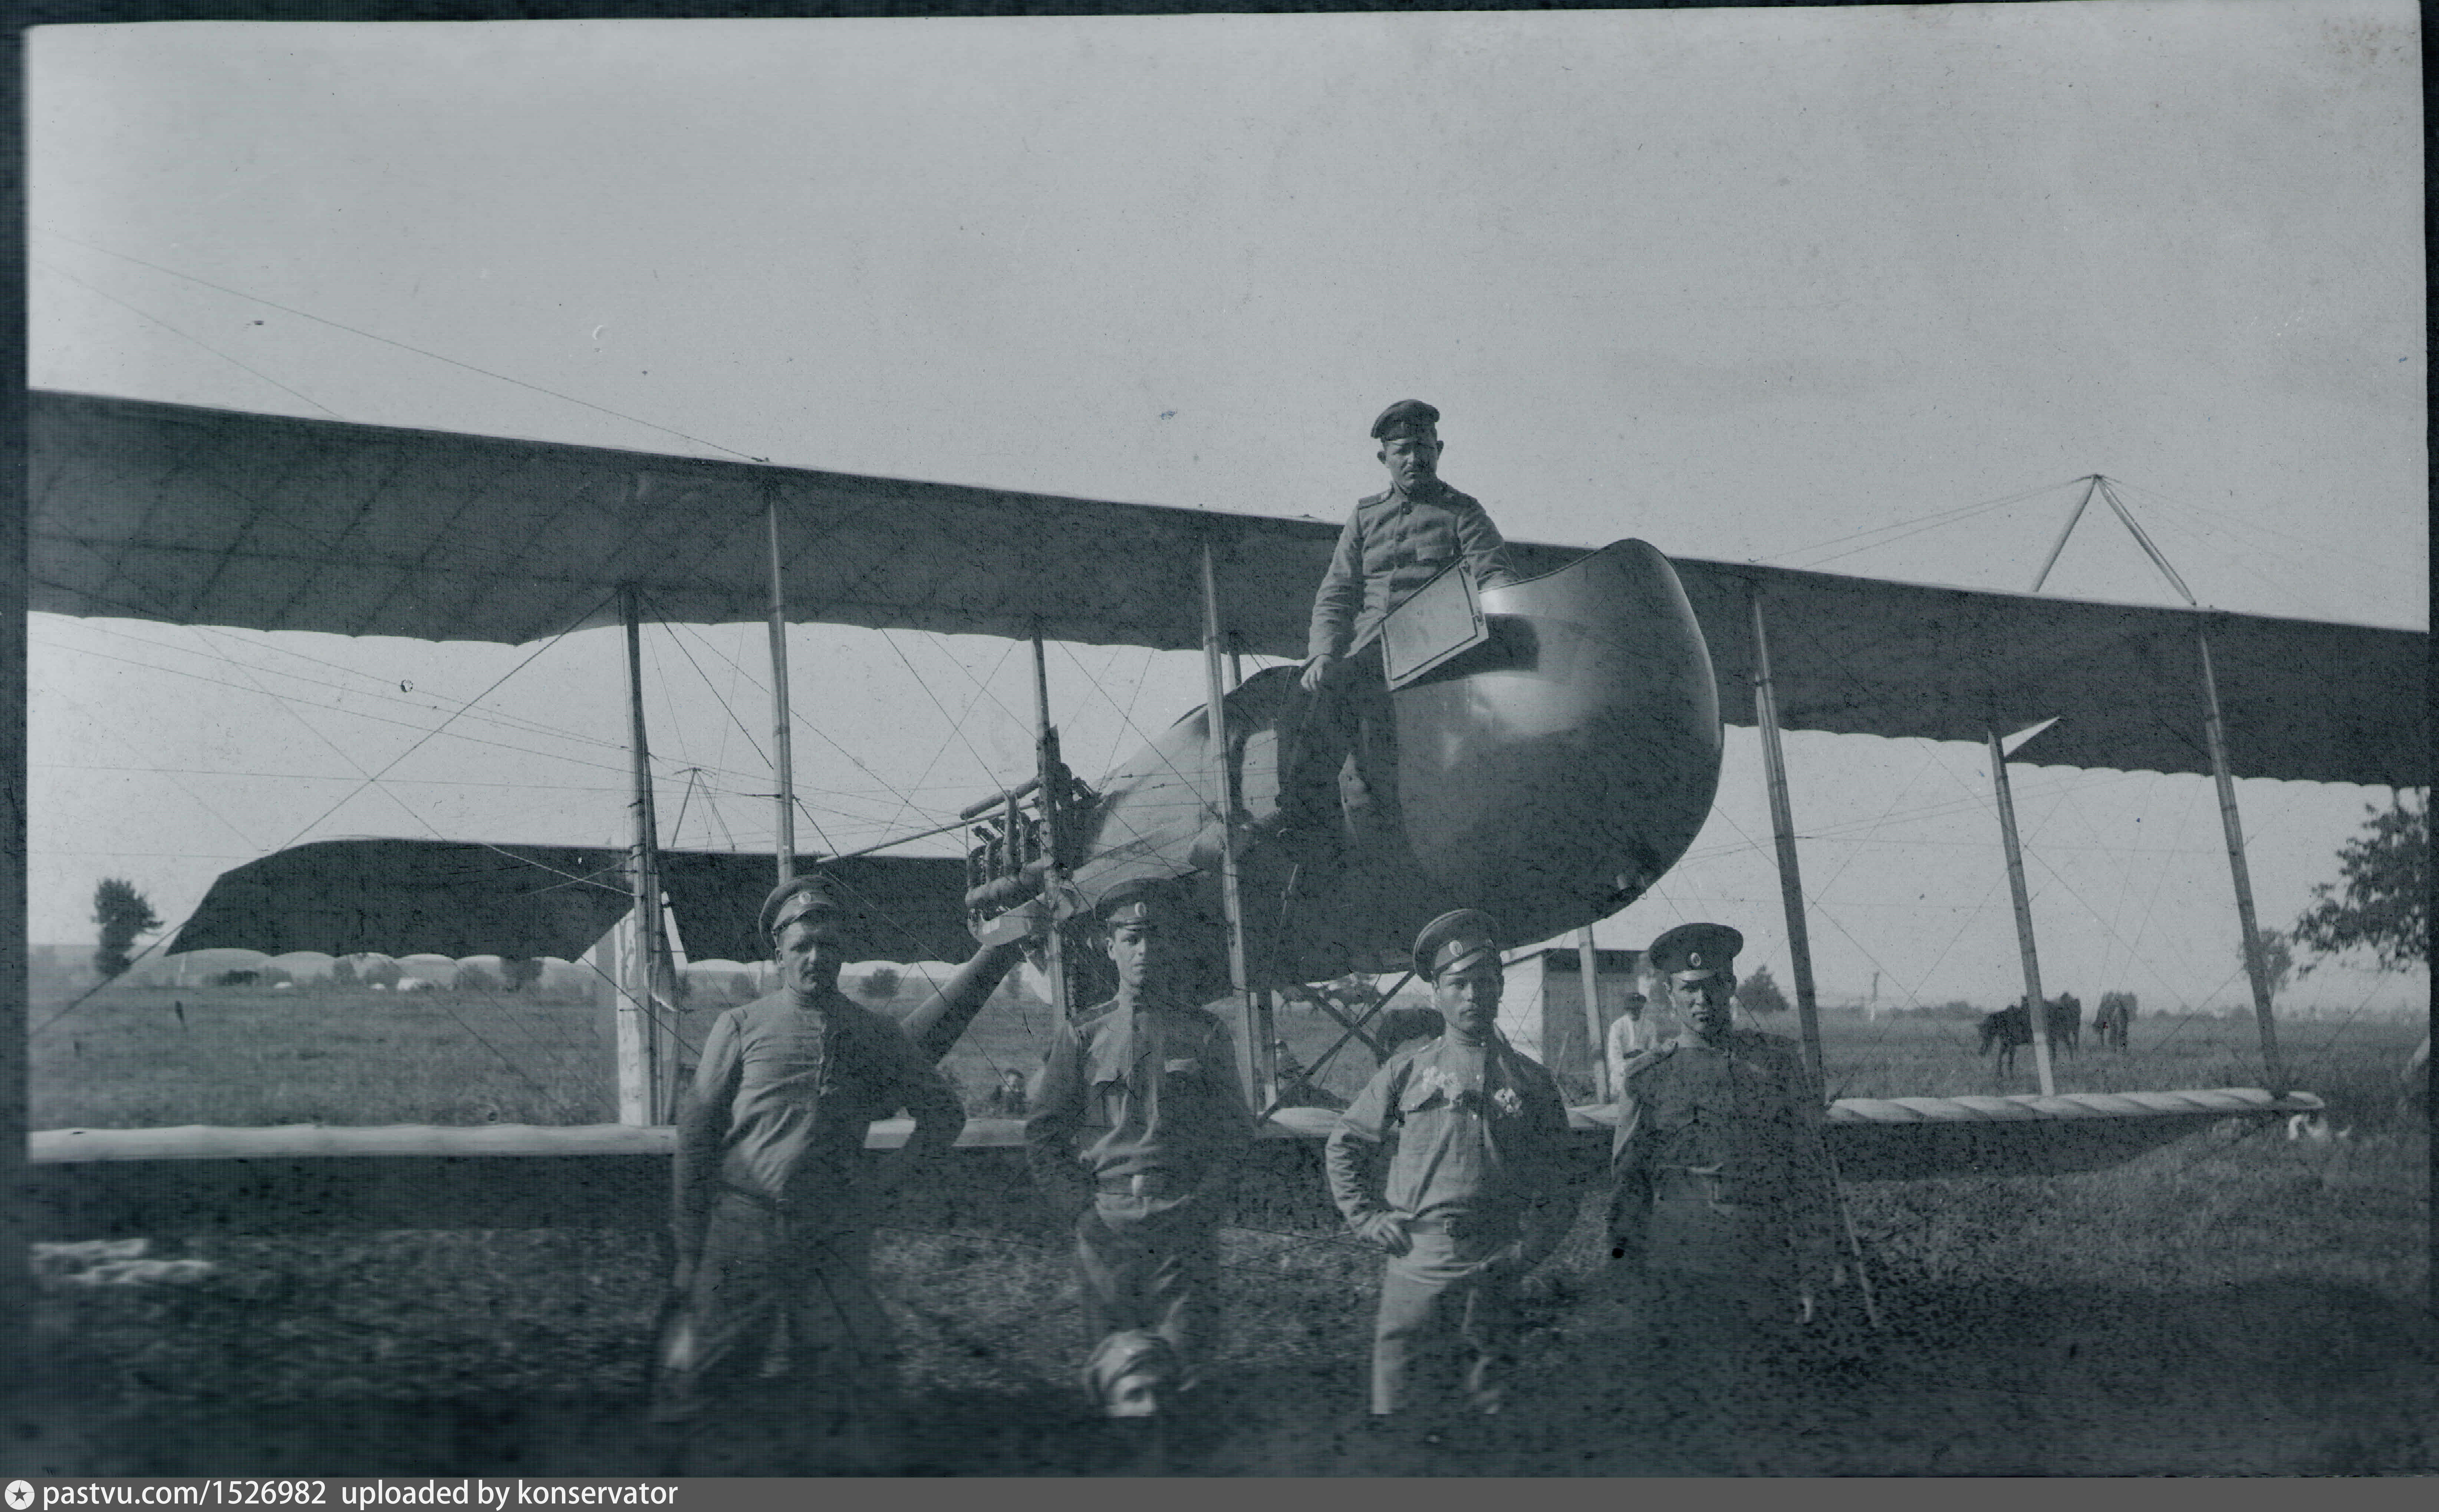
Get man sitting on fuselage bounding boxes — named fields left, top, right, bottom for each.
left=1283, top=400, right=1519, bottom=861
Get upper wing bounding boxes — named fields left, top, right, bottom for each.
left=33, top=389, right=2424, bottom=786
left=29, top=387, right=1340, bottom=654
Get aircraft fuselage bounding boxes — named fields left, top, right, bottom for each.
left=1065, top=540, right=1722, bottom=986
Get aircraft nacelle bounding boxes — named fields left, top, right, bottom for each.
left=1006, top=540, right=1722, bottom=992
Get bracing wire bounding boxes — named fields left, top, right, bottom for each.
left=869, top=637, right=1021, bottom=844
left=36, top=227, right=771, bottom=464
left=1051, top=639, right=1222, bottom=814
left=636, top=598, right=978, bottom=843
left=1894, top=733, right=2219, bottom=1015
left=652, top=613, right=948, bottom=836
left=39, top=634, right=702, bottom=789
left=1096, top=645, right=1159, bottom=779
left=1691, top=791, right=1995, bottom=1067
left=2106, top=475, right=2410, bottom=620
left=1769, top=477, right=2096, bottom=571
left=34, top=684, right=270, bottom=856
left=34, top=256, right=349, bottom=421
left=162, top=625, right=618, bottom=1089
left=70, top=615, right=710, bottom=778
left=34, top=593, right=626, bottom=1040
left=666, top=768, right=700, bottom=853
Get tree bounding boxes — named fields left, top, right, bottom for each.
left=502, top=957, right=544, bottom=992
left=2238, top=928, right=2295, bottom=1000
left=92, top=877, right=162, bottom=981
left=862, top=965, right=902, bottom=1001
left=1734, top=963, right=1790, bottom=1014
left=2292, top=795, right=2429, bottom=974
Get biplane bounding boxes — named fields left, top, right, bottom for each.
left=27, top=389, right=2419, bottom=1242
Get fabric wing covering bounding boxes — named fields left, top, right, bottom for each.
left=173, top=839, right=974, bottom=966
left=30, top=389, right=2424, bottom=788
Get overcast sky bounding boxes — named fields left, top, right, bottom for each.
left=26, top=3, right=2427, bottom=1022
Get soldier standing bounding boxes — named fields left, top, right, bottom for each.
left=1026, top=876, right=1256, bottom=1411
left=1283, top=401, right=1519, bottom=853
left=987, top=1067, right=1030, bottom=1116
left=1606, top=922, right=1844, bottom=1388
left=1601, top=989, right=1651, bottom=1101
left=652, top=873, right=967, bottom=1470
left=1327, top=910, right=1574, bottom=1428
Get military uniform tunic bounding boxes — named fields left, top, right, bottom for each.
left=1283, top=481, right=1518, bottom=859
left=653, top=987, right=965, bottom=1424
left=1306, top=479, right=1519, bottom=661
left=1328, top=1032, right=1572, bottom=1416
left=1607, top=1027, right=1841, bottom=1365
left=1027, top=997, right=1254, bottom=1382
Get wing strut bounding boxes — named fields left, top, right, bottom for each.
left=1030, top=625, right=1073, bottom=1031
left=2198, top=627, right=2290, bottom=1093
left=620, top=584, right=681, bottom=1124
left=764, top=481, right=797, bottom=885
left=1200, top=537, right=1273, bottom=1107
left=1576, top=926, right=1613, bottom=1102
left=1986, top=728, right=2060, bottom=1096
left=1748, top=586, right=1829, bottom=1093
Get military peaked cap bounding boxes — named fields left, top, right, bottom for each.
left=759, top=872, right=847, bottom=941
left=1412, top=907, right=1501, bottom=981
left=1645, top=922, right=1744, bottom=983
left=1085, top=1328, right=1178, bottom=1406
left=1370, top=398, right=1441, bottom=439
left=1092, top=873, right=1191, bottom=926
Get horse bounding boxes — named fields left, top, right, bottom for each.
left=2093, top=991, right=2135, bottom=1051
left=2050, top=992, right=2081, bottom=1053
left=1978, top=1002, right=2032, bottom=1077
left=1978, top=997, right=2080, bottom=1078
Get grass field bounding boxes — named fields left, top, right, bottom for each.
left=35, top=976, right=2423, bottom=1133
left=25, top=978, right=2435, bottom=1475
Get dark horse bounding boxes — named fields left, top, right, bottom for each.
left=2093, top=992, right=2135, bottom=1051
left=2050, top=992, right=2081, bottom=1052
left=1978, top=995, right=2080, bottom=1079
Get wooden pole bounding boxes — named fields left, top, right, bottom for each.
left=1030, top=626, right=1072, bottom=1031
left=2197, top=628, right=2289, bottom=1094
left=1576, top=925, right=1610, bottom=1102
left=764, top=484, right=796, bottom=885
left=1748, top=589, right=1828, bottom=1093
left=1199, top=538, right=1267, bottom=1107
left=620, top=585, right=672, bottom=1123
left=1986, top=729, right=2057, bottom=1096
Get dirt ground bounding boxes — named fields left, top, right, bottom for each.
left=23, top=1203, right=2434, bottom=1477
